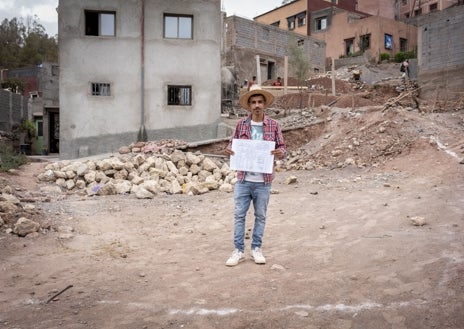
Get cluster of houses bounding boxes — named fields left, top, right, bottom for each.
left=0, top=0, right=463, bottom=159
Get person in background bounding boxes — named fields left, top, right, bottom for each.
left=247, top=76, right=256, bottom=91
left=224, top=85, right=286, bottom=267
left=272, top=77, right=282, bottom=86
left=401, top=59, right=410, bottom=79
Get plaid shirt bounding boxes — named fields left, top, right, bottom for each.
left=228, top=115, right=286, bottom=184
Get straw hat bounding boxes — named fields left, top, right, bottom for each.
left=239, top=85, right=274, bottom=110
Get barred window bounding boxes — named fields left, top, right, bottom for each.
left=91, top=83, right=111, bottom=96
left=168, top=85, right=191, bottom=106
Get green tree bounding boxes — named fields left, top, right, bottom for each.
left=0, top=16, right=57, bottom=69
left=0, top=17, right=25, bottom=68
left=0, top=78, right=25, bottom=93
left=288, top=37, right=310, bottom=112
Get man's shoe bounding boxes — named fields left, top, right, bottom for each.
left=251, top=247, right=266, bottom=264
left=226, top=249, right=244, bottom=266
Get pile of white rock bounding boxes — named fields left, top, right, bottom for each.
left=37, top=150, right=236, bottom=199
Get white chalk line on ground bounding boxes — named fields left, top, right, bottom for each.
left=166, top=299, right=427, bottom=316
left=429, top=136, right=462, bottom=161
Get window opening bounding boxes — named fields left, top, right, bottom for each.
left=384, top=34, right=393, bottom=50
left=37, top=121, right=43, bottom=138
left=360, top=33, right=371, bottom=50
left=399, top=38, right=408, bottom=52
left=164, top=14, right=193, bottom=39
left=85, top=11, right=115, bottom=36
left=315, top=17, right=327, bottom=31
left=91, top=83, right=111, bottom=96
left=345, top=38, right=355, bottom=56
left=287, top=17, right=296, bottom=30
left=52, top=65, right=59, bottom=76
left=168, top=85, right=192, bottom=105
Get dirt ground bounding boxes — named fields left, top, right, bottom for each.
left=1, top=70, right=464, bottom=328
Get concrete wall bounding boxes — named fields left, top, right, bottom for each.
left=224, top=15, right=326, bottom=86
left=357, top=0, right=396, bottom=19
left=39, top=62, right=60, bottom=109
left=0, top=89, right=28, bottom=131
left=416, top=5, right=464, bottom=102
left=334, top=55, right=368, bottom=69
left=58, top=0, right=222, bottom=159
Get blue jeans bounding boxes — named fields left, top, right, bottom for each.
left=233, top=181, right=271, bottom=252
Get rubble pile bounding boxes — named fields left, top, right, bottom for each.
left=37, top=150, right=239, bottom=199
left=0, top=177, right=47, bottom=237
left=283, top=108, right=421, bottom=170
left=0, top=130, right=15, bottom=141
left=270, top=109, right=318, bottom=129
left=118, top=139, right=189, bottom=154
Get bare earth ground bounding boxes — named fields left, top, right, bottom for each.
left=1, top=85, right=464, bottom=328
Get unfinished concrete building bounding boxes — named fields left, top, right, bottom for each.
left=58, top=0, right=222, bottom=159
left=223, top=15, right=326, bottom=89
left=416, top=5, right=464, bottom=104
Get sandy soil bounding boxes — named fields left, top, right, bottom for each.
left=1, top=108, right=464, bottom=329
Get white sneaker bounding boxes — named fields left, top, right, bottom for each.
left=226, top=249, right=244, bottom=266
left=251, top=247, right=266, bottom=264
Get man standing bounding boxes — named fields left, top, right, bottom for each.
left=224, top=85, right=286, bottom=266
left=247, top=76, right=256, bottom=91
left=401, top=59, right=410, bottom=79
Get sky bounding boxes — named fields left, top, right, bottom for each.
left=0, top=0, right=285, bottom=37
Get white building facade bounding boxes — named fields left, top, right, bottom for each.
left=58, top=0, right=222, bottom=159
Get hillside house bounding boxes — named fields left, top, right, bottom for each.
left=254, top=0, right=418, bottom=63
left=58, top=0, right=222, bottom=159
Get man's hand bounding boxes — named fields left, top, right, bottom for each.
left=225, top=148, right=235, bottom=156
left=271, top=149, right=284, bottom=159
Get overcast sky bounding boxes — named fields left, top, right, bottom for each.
left=0, top=0, right=284, bottom=37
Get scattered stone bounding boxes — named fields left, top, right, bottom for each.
left=295, top=311, right=309, bottom=317
left=410, top=216, right=426, bottom=226
left=13, top=217, right=40, bottom=237
left=57, top=226, right=74, bottom=233
left=25, top=232, right=40, bottom=239
left=284, top=176, right=298, bottom=185
left=271, top=264, right=285, bottom=271
left=219, top=183, right=233, bottom=193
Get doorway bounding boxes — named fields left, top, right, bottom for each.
left=35, top=118, right=44, bottom=154
left=267, top=61, right=275, bottom=80
left=49, top=112, right=60, bottom=153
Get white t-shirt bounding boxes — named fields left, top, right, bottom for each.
left=245, top=120, right=265, bottom=182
